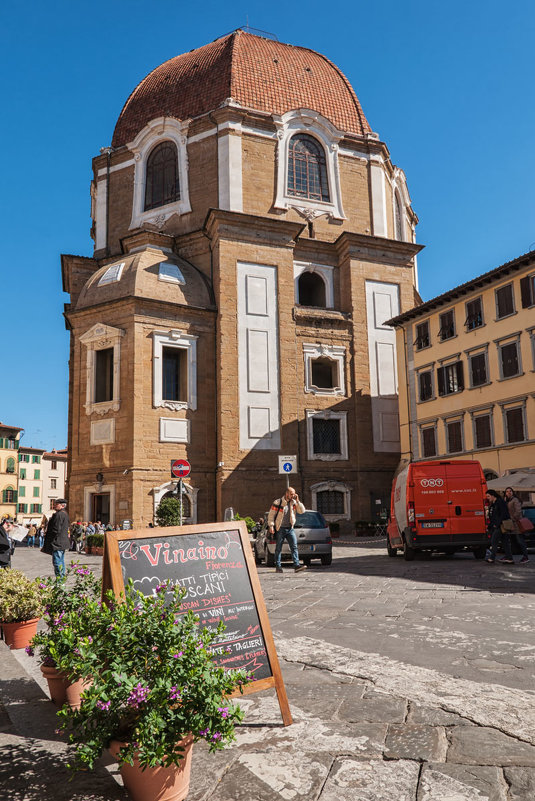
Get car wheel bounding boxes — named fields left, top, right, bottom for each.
left=403, top=537, right=415, bottom=561
left=386, top=537, right=397, bottom=557
left=320, top=554, right=332, bottom=566
left=265, top=546, right=275, bottom=567
left=473, top=546, right=486, bottom=559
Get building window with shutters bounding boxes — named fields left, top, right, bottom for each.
left=497, top=338, right=522, bottom=380
left=34, top=470, right=40, bottom=480
left=465, top=297, right=484, bottom=330
left=418, top=369, right=434, bottom=402
left=30, top=504, right=42, bottom=514
left=306, top=410, right=348, bottom=461
left=420, top=426, right=437, bottom=458
left=311, top=481, right=351, bottom=520
left=415, top=320, right=430, bottom=350
left=495, top=283, right=515, bottom=319
left=520, top=273, right=535, bottom=308
left=18, top=504, right=27, bottom=513
left=438, top=310, right=456, bottom=341
left=20, top=469, right=26, bottom=480
left=472, top=413, right=493, bottom=449
left=2, top=487, right=16, bottom=504
left=19, top=486, right=25, bottom=497
left=446, top=419, right=464, bottom=454
left=503, top=404, right=526, bottom=444
left=33, top=487, right=40, bottom=498
left=468, top=350, right=489, bottom=388
left=437, top=361, right=464, bottom=396
left=6, top=458, right=15, bottom=474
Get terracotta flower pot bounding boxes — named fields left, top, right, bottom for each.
left=1, top=618, right=40, bottom=649
left=40, top=664, right=89, bottom=709
left=109, top=737, right=193, bottom=801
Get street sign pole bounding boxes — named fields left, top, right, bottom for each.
left=178, top=478, right=183, bottom=526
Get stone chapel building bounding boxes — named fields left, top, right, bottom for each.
left=62, top=30, right=422, bottom=530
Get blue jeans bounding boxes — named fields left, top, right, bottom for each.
left=275, top=527, right=300, bottom=568
left=52, top=550, right=66, bottom=578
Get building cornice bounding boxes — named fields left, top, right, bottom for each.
left=203, top=209, right=305, bottom=248
left=334, top=231, right=423, bottom=265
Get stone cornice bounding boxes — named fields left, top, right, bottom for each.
left=120, top=230, right=175, bottom=254
left=204, top=209, right=305, bottom=249
left=334, top=231, right=423, bottom=266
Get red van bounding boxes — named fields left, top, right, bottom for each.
left=387, top=460, right=489, bottom=560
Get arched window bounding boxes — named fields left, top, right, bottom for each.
left=394, top=191, right=404, bottom=241
left=161, top=490, right=191, bottom=519
left=144, top=142, right=180, bottom=211
left=287, top=135, right=330, bottom=202
left=298, top=271, right=326, bottom=307
left=316, top=490, right=345, bottom=516
left=483, top=470, right=498, bottom=482
left=6, top=458, right=15, bottom=474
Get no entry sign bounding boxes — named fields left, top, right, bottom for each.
left=170, top=459, right=191, bottom=478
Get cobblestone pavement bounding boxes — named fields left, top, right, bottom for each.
left=1, top=538, right=534, bottom=800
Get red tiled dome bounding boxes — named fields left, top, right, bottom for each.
left=112, top=31, right=371, bottom=148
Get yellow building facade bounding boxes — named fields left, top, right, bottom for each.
left=0, top=423, right=23, bottom=519
left=388, top=251, right=535, bottom=481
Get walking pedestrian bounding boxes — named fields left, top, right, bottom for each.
left=267, top=486, right=307, bottom=574
left=0, top=516, right=16, bottom=569
left=42, top=499, right=70, bottom=578
left=485, top=490, right=513, bottom=564
left=27, top=524, right=36, bottom=548
left=505, top=486, right=529, bottom=564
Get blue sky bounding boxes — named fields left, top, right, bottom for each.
left=2, top=0, right=534, bottom=448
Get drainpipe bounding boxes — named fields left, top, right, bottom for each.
left=402, top=325, right=413, bottom=460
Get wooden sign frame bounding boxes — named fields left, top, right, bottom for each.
left=102, top=521, right=292, bottom=726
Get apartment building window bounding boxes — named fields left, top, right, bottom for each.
left=465, top=297, right=484, bottom=330
left=50, top=479, right=57, bottom=489
left=30, top=504, right=42, bottom=514
left=19, top=486, right=25, bottom=497
left=306, top=410, right=348, bottom=460
left=421, top=426, right=437, bottom=458
left=20, top=469, right=26, bottom=479
left=18, top=504, right=27, bottom=513
left=51, top=460, right=57, bottom=470
left=6, top=438, right=15, bottom=450
left=438, top=310, right=455, bottom=341
left=31, top=455, right=41, bottom=464
left=50, top=499, right=57, bottom=510
left=437, top=361, right=464, bottom=396
left=469, top=352, right=488, bottom=387
left=19, top=453, right=29, bottom=463
left=473, top=413, right=493, bottom=449
left=34, top=470, right=40, bottom=480
left=499, top=340, right=521, bottom=379
left=495, top=284, right=515, bottom=319
left=33, top=487, right=39, bottom=498
left=520, top=274, right=535, bottom=308
left=6, top=457, right=15, bottom=474
left=418, top=370, right=433, bottom=402
left=3, top=488, right=16, bottom=503
left=504, top=406, right=525, bottom=443
left=415, top=320, right=430, bottom=350
left=446, top=419, right=463, bottom=454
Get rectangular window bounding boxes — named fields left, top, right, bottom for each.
left=438, top=310, right=455, bottom=341
left=51, top=460, right=57, bottom=470
left=520, top=274, right=535, bottom=308
left=162, top=346, right=187, bottom=402
left=20, top=468, right=26, bottom=479
left=469, top=352, right=488, bottom=387
left=34, top=470, right=40, bottom=480
left=421, top=427, right=437, bottom=457
left=30, top=504, right=42, bottom=514
left=474, top=414, right=492, bottom=449
left=18, top=504, right=26, bottom=513
left=7, top=438, right=15, bottom=450
left=316, top=490, right=345, bottom=515
left=33, top=487, right=40, bottom=497
left=31, top=455, right=40, bottom=463
left=50, top=478, right=57, bottom=489
left=19, top=486, right=26, bottom=497
left=418, top=371, right=433, bottom=402
left=50, top=499, right=56, bottom=510
left=312, top=418, right=341, bottom=454
left=465, top=297, right=483, bottom=330
left=437, top=361, right=464, bottom=396
left=495, top=284, right=515, bottom=319
left=311, top=358, right=336, bottom=389
left=95, top=347, right=114, bottom=403
left=500, top=342, right=520, bottom=378
left=446, top=420, right=463, bottom=453
left=415, top=321, right=430, bottom=350
left=505, top=407, right=525, bottom=443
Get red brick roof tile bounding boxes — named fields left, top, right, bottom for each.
left=112, top=31, right=371, bottom=147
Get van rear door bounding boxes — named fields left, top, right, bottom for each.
left=411, top=462, right=451, bottom=543
left=445, top=462, right=486, bottom=544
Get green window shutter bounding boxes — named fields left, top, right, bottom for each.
left=13, top=491, right=17, bottom=503
left=0, top=438, right=4, bottom=448
left=34, top=470, right=40, bottom=479
left=38, top=505, right=42, bottom=513
left=24, top=504, right=28, bottom=513
left=1, top=490, right=5, bottom=503
left=33, top=487, right=39, bottom=497
left=20, top=469, right=26, bottom=479
left=19, top=486, right=25, bottom=497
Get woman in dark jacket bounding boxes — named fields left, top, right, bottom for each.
left=485, top=489, right=512, bottom=564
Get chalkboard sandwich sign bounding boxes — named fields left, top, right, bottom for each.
left=103, top=521, right=292, bottom=725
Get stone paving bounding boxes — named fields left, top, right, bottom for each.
left=1, top=538, right=534, bottom=799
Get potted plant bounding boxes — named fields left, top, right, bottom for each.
left=27, top=563, right=101, bottom=708
left=0, top=569, right=45, bottom=649
left=85, top=532, right=104, bottom=555
left=57, top=581, right=252, bottom=801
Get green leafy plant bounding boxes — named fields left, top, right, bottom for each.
left=0, top=569, right=45, bottom=623
left=27, top=563, right=101, bottom=671
left=57, top=581, right=252, bottom=771
left=86, top=532, right=104, bottom=548
left=233, top=513, right=256, bottom=533
left=155, top=497, right=182, bottom=527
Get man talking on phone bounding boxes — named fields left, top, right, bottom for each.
left=267, top=487, right=307, bottom=574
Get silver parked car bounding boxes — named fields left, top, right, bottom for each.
left=253, top=510, right=332, bottom=566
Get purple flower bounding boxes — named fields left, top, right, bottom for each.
left=126, top=683, right=150, bottom=708
left=87, top=636, right=93, bottom=644
left=172, top=652, right=184, bottom=659
left=25, top=646, right=34, bottom=657
left=211, top=732, right=222, bottom=741
left=155, top=583, right=167, bottom=593
left=217, top=706, right=229, bottom=719
left=169, top=686, right=181, bottom=701
left=199, top=728, right=209, bottom=736
left=96, top=700, right=111, bottom=711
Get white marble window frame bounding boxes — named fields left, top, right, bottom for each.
left=79, top=324, right=125, bottom=416
left=305, top=409, right=348, bottom=461
left=310, top=480, right=351, bottom=521
left=152, top=329, right=198, bottom=412
left=303, top=343, right=345, bottom=396
left=273, top=109, right=345, bottom=221
left=128, top=118, right=191, bottom=230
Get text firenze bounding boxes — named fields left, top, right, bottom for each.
left=139, top=540, right=229, bottom=567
